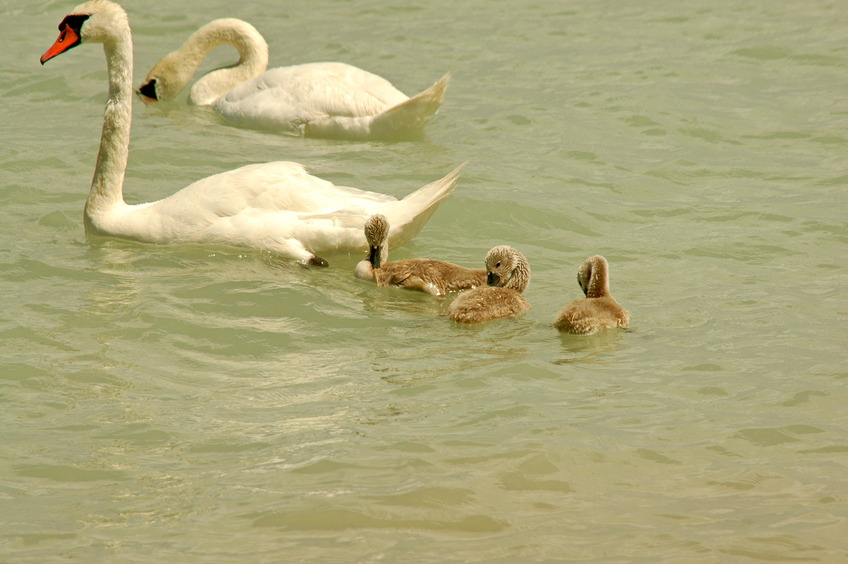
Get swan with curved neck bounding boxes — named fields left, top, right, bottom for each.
left=40, top=1, right=463, bottom=266
left=448, top=246, right=532, bottom=324
left=137, top=18, right=449, bottom=140
left=554, top=255, right=630, bottom=334
left=355, top=214, right=486, bottom=296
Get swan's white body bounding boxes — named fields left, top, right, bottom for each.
left=138, top=18, right=449, bottom=139
left=41, top=1, right=462, bottom=265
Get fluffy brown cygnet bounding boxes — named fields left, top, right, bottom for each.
left=554, top=255, right=630, bottom=335
left=448, top=246, right=531, bottom=324
left=354, top=214, right=487, bottom=296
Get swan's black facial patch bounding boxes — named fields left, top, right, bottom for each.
left=58, top=14, right=90, bottom=34
left=138, top=79, right=158, bottom=101
left=41, top=14, right=89, bottom=64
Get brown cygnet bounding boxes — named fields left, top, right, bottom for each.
left=554, top=255, right=629, bottom=335
left=355, top=214, right=486, bottom=296
left=448, top=245, right=531, bottom=324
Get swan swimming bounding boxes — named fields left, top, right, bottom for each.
left=355, top=214, right=486, bottom=296
left=40, top=1, right=463, bottom=266
left=136, top=17, right=449, bottom=140
left=554, top=255, right=630, bottom=334
left=448, top=246, right=531, bottom=324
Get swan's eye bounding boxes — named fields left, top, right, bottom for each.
left=496, top=262, right=501, bottom=268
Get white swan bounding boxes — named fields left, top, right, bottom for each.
left=448, top=246, right=532, bottom=324
left=355, top=214, right=486, bottom=296
left=136, top=17, right=449, bottom=140
left=554, top=255, right=630, bottom=334
left=40, top=1, right=463, bottom=266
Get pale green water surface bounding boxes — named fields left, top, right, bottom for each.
left=1, top=0, right=846, bottom=562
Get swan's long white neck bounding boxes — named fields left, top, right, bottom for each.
left=181, top=19, right=269, bottom=105
left=85, top=24, right=133, bottom=230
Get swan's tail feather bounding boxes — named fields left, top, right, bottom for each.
left=386, top=162, right=466, bottom=248
left=369, top=74, right=450, bottom=139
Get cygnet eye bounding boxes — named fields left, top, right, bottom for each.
left=496, top=261, right=501, bottom=268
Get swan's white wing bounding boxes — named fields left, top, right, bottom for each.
left=208, top=208, right=366, bottom=257
left=215, top=62, right=409, bottom=131
left=152, top=161, right=397, bottom=214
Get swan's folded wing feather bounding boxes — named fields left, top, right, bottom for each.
left=217, top=63, right=407, bottom=126
left=153, top=161, right=396, bottom=216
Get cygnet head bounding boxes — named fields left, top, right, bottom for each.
left=485, top=246, right=530, bottom=293
left=363, top=214, right=390, bottom=269
left=577, top=255, right=611, bottom=298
